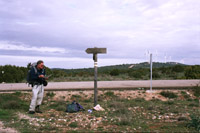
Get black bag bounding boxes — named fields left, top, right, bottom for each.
left=66, top=101, right=84, bottom=113
left=43, top=80, right=48, bottom=86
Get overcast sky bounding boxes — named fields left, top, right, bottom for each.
left=0, top=0, right=199, bottom=68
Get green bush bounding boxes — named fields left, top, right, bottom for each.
left=110, top=69, right=120, bottom=76
left=160, top=91, right=178, bottom=99
left=187, top=115, right=200, bottom=132
left=152, top=72, right=160, bottom=79
left=172, top=65, right=184, bottom=72
left=128, top=71, right=143, bottom=79
left=192, top=86, right=200, bottom=97
left=69, top=122, right=78, bottom=128
left=46, top=92, right=56, bottom=98
left=185, top=65, right=200, bottom=79
left=104, top=91, right=115, bottom=97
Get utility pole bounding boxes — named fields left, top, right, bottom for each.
left=150, top=53, right=153, bottom=91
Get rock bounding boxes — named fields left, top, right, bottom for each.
left=96, top=117, right=102, bottom=121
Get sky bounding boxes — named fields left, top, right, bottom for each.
left=0, top=0, right=200, bottom=69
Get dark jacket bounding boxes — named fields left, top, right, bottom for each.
left=30, top=66, right=46, bottom=84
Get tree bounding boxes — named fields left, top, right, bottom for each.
left=185, top=65, right=200, bottom=79
left=172, top=65, right=184, bottom=72
left=110, top=69, right=120, bottom=76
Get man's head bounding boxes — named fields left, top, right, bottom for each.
left=37, top=60, right=44, bottom=70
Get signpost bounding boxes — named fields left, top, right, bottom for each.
left=86, top=47, right=107, bottom=106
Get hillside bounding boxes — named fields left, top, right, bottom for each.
left=58, top=62, right=185, bottom=73
left=1, top=62, right=199, bottom=83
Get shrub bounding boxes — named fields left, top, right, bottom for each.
left=2, top=101, right=20, bottom=109
left=172, top=65, right=184, bottom=72
left=192, top=86, right=200, bottom=97
left=46, top=92, right=56, bottom=98
left=185, top=65, right=200, bottom=79
left=128, top=71, right=143, bottom=79
left=178, top=117, right=188, bottom=121
left=110, top=69, right=120, bottom=76
left=104, top=91, right=115, bottom=97
left=69, top=122, right=78, bottom=128
left=152, top=72, right=160, bottom=79
left=187, top=115, right=200, bottom=132
left=160, top=91, right=178, bottom=99
left=164, top=101, right=174, bottom=105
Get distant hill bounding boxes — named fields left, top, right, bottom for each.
left=98, top=62, right=185, bottom=70
left=53, top=62, right=186, bottom=73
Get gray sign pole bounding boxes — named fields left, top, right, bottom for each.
left=86, top=48, right=107, bottom=106
left=93, top=53, right=98, bottom=106
left=150, top=53, right=153, bottom=91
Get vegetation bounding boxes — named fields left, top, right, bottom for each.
left=0, top=62, right=200, bottom=83
left=187, top=114, right=200, bottom=132
left=160, top=91, right=178, bottom=99
left=0, top=90, right=199, bottom=132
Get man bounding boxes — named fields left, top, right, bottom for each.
left=29, top=60, right=47, bottom=114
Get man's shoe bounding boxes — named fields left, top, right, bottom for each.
left=35, top=105, right=43, bottom=113
left=29, top=111, right=35, bottom=114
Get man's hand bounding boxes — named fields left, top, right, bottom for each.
left=39, top=75, right=45, bottom=78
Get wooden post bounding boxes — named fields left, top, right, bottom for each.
left=94, top=54, right=98, bottom=106
left=86, top=48, right=107, bottom=106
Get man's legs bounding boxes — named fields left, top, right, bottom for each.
left=36, top=85, right=44, bottom=106
left=29, top=85, right=40, bottom=112
left=35, top=85, right=44, bottom=113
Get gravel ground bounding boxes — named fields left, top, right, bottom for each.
left=0, top=121, right=18, bottom=133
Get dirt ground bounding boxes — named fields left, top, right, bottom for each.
left=0, top=121, right=18, bottom=133
left=51, top=89, right=195, bottom=102
left=0, top=89, right=198, bottom=132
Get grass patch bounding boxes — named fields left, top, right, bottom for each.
left=0, top=109, right=14, bottom=120
left=192, top=86, right=200, bottom=97
left=0, top=93, right=28, bottom=111
left=187, top=114, right=200, bottom=132
left=160, top=91, right=178, bottom=99
left=46, top=92, right=56, bottom=98
left=69, top=122, right=78, bottom=128
left=49, top=100, right=66, bottom=111
left=104, top=91, right=115, bottom=97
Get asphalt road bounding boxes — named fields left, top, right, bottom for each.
left=0, top=80, right=200, bottom=92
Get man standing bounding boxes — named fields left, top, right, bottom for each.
left=29, top=60, right=46, bottom=114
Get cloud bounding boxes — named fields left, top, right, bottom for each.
left=0, top=41, right=67, bottom=54
left=0, top=54, right=137, bottom=69
left=0, top=0, right=199, bottom=68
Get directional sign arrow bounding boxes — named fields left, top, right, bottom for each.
left=86, top=48, right=107, bottom=54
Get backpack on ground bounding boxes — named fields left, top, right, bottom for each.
left=26, top=62, right=37, bottom=86
left=65, top=101, right=84, bottom=113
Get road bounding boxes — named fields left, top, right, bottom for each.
left=0, top=80, right=200, bottom=92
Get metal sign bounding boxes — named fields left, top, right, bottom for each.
left=86, top=47, right=107, bottom=106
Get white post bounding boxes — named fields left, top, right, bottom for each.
left=150, top=54, right=153, bottom=91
